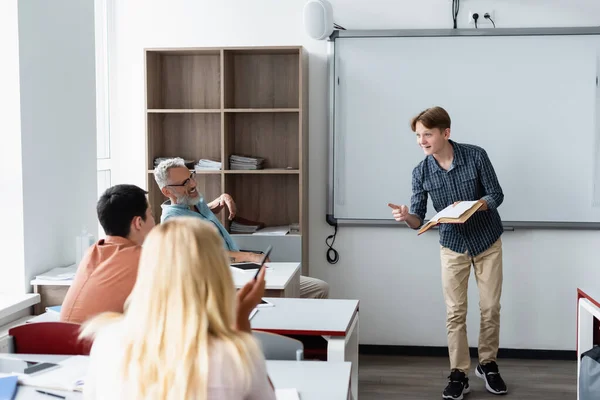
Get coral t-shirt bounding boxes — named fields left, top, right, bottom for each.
left=60, top=236, right=141, bottom=324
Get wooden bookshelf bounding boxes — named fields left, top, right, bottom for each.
left=144, top=46, right=308, bottom=270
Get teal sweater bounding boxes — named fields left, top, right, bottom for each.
left=160, top=199, right=239, bottom=251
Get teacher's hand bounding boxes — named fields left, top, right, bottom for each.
left=388, top=203, right=410, bottom=222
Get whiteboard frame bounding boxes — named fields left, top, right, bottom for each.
left=326, top=27, right=600, bottom=229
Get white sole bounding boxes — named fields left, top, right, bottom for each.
left=476, top=367, right=508, bottom=395
left=442, top=385, right=470, bottom=400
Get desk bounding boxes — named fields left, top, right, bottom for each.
left=267, top=360, right=351, bottom=400
left=231, top=262, right=300, bottom=298
left=577, top=287, right=600, bottom=400
left=30, top=262, right=301, bottom=314
left=2, top=354, right=351, bottom=400
left=252, top=298, right=360, bottom=400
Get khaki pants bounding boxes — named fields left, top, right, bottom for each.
left=440, top=238, right=503, bottom=372
left=300, top=276, right=330, bottom=299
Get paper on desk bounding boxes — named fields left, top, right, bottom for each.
left=35, top=265, right=77, bottom=281
left=253, top=226, right=289, bottom=236
left=430, top=201, right=480, bottom=223
left=276, top=388, right=300, bottom=400
left=18, top=356, right=87, bottom=392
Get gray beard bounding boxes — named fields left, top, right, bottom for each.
left=174, top=193, right=199, bottom=206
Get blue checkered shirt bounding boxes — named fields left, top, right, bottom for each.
left=410, top=140, right=504, bottom=256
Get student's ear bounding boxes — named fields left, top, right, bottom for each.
left=443, top=128, right=451, bottom=139
left=131, top=216, right=143, bottom=231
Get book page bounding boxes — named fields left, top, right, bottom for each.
left=430, top=201, right=480, bottom=222
left=276, top=388, right=300, bottom=400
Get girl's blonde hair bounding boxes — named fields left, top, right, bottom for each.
left=81, top=217, right=261, bottom=399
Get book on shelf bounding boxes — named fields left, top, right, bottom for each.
left=230, top=216, right=265, bottom=234
left=418, top=201, right=483, bottom=235
left=229, top=154, right=264, bottom=170
left=195, top=159, right=222, bottom=171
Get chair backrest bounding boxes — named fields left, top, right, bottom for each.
left=253, top=330, right=303, bottom=361
left=8, top=322, right=92, bottom=355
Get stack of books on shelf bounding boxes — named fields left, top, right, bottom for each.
left=289, top=222, right=300, bottom=234
left=195, top=159, right=222, bottom=171
left=154, top=157, right=195, bottom=169
left=229, top=155, right=264, bottom=170
left=230, top=217, right=265, bottom=234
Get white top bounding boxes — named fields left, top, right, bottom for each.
left=230, top=263, right=300, bottom=290
left=85, top=322, right=276, bottom=400
left=251, top=298, right=359, bottom=335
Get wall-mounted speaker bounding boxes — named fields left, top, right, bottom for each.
left=303, top=0, right=334, bottom=40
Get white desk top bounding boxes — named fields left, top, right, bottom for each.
left=267, top=360, right=351, bottom=400
left=230, top=262, right=300, bottom=290
left=31, top=262, right=301, bottom=291
left=3, top=355, right=350, bottom=400
left=252, top=297, right=360, bottom=336
left=0, top=294, right=40, bottom=320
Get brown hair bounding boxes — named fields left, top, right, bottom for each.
left=410, top=106, right=451, bottom=132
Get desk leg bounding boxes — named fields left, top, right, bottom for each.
left=578, top=299, right=600, bottom=400
left=32, top=285, right=42, bottom=315
left=325, top=312, right=359, bottom=400
left=283, top=269, right=300, bottom=298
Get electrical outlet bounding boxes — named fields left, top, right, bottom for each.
left=468, top=10, right=496, bottom=26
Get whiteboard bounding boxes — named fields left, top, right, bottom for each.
left=329, top=30, right=600, bottom=227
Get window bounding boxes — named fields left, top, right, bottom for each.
left=95, top=0, right=114, bottom=238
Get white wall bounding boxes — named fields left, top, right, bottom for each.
left=0, top=0, right=25, bottom=294
left=110, top=0, right=600, bottom=350
left=17, top=0, right=98, bottom=290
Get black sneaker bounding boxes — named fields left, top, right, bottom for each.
left=442, top=369, right=470, bottom=400
left=476, top=361, right=508, bottom=395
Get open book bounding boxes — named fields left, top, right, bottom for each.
left=418, top=201, right=483, bottom=235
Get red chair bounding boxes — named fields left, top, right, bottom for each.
left=8, top=322, right=92, bottom=355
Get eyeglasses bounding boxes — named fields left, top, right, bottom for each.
left=167, top=171, right=196, bottom=187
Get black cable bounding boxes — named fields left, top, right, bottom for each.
left=325, top=224, right=339, bottom=264
left=475, top=19, right=478, bottom=29
left=451, top=0, right=460, bottom=29
left=484, top=13, right=496, bottom=28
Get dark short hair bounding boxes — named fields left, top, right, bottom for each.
left=97, top=184, right=149, bottom=237
left=410, top=106, right=451, bottom=132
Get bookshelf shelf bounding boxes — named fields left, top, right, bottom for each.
left=224, top=108, right=300, bottom=113
left=147, top=109, right=221, bottom=113
left=224, top=169, right=300, bottom=175
left=145, top=46, right=308, bottom=270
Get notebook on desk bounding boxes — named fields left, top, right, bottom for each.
left=0, top=376, right=17, bottom=400
left=17, top=356, right=86, bottom=392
